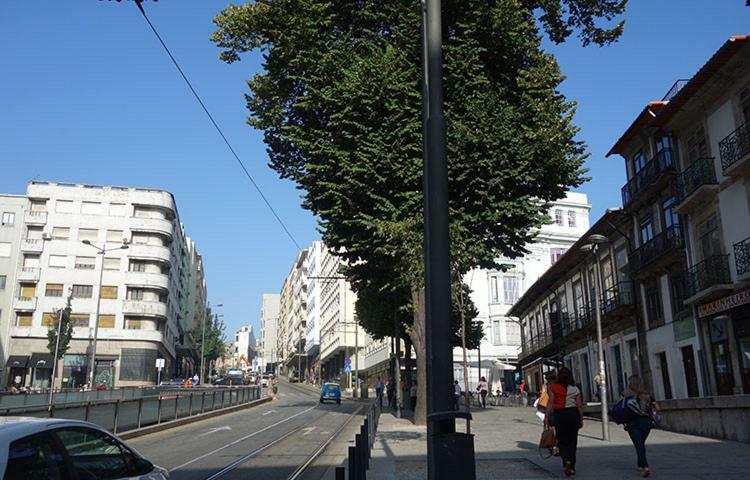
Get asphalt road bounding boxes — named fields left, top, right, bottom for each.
left=129, top=381, right=360, bottom=480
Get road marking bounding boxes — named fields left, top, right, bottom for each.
left=262, top=410, right=277, bottom=416
left=200, top=426, right=232, bottom=436
left=301, top=427, right=316, bottom=436
left=169, top=404, right=317, bottom=472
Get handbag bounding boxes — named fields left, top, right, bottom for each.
left=538, top=426, right=557, bottom=458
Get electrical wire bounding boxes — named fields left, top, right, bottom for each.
left=133, top=0, right=302, bottom=250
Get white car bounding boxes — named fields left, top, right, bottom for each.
left=0, top=417, right=168, bottom=480
left=261, top=374, right=269, bottom=387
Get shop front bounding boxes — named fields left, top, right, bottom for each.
left=29, top=353, right=55, bottom=389
left=62, top=354, right=88, bottom=389
left=5, top=355, right=29, bottom=388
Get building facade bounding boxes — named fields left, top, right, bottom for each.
left=6, top=181, right=207, bottom=389
left=258, top=293, right=280, bottom=374
left=276, top=249, right=308, bottom=378
left=233, top=325, right=255, bottom=369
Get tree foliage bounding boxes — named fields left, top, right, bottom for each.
left=47, top=296, right=74, bottom=360
left=191, top=307, right=227, bottom=363
left=213, top=0, right=624, bottom=423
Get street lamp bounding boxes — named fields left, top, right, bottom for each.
left=82, top=238, right=129, bottom=389
left=582, top=233, right=610, bottom=441
left=201, top=303, right=222, bottom=384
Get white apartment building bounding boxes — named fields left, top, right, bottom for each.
left=305, top=242, right=323, bottom=368
left=277, top=249, right=308, bottom=377
left=0, top=195, right=27, bottom=387
left=457, top=192, right=591, bottom=392
left=233, top=325, right=255, bottom=369
left=258, top=293, right=280, bottom=374
left=7, top=181, right=207, bottom=389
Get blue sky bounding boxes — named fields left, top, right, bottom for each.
left=1, top=1, right=748, bottom=336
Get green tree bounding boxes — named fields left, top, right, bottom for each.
left=47, top=296, right=74, bottom=360
left=192, top=307, right=228, bottom=369
left=213, top=0, right=624, bottom=423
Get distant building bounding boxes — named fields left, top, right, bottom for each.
left=233, top=325, right=256, bottom=370
left=258, top=293, right=280, bottom=374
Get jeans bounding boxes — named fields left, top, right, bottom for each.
left=480, top=390, right=488, bottom=408
left=553, top=407, right=580, bottom=469
left=626, top=416, right=652, bottom=468
left=376, top=388, right=383, bottom=408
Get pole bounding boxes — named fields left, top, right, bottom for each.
left=48, top=306, right=65, bottom=409
left=88, top=248, right=106, bottom=389
left=423, top=0, right=473, bottom=479
left=592, top=246, right=610, bottom=441
left=200, top=313, right=207, bottom=384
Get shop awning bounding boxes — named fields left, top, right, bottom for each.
left=29, top=353, right=55, bottom=369
left=6, top=356, right=29, bottom=368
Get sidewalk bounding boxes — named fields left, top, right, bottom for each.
left=368, top=405, right=748, bottom=479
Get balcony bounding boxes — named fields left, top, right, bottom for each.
left=13, top=296, right=37, bottom=310
left=127, top=244, right=172, bottom=264
left=601, top=282, right=634, bottom=319
left=621, top=149, right=676, bottom=211
left=122, top=300, right=168, bottom=319
left=719, top=120, right=750, bottom=176
left=675, top=158, right=719, bottom=214
left=734, top=237, right=750, bottom=282
left=20, top=238, right=44, bottom=253
left=629, top=225, right=684, bottom=277
left=17, top=267, right=40, bottom=282
left=684, top=255, right=733, bottom=304
left=125, top=271, right=170, bottom=290
left=24, top=211, right=47, bottom=225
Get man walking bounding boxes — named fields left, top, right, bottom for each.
left=386, top=378, right=396, bottom=409
left=375, top=376, right=384, bottom=409
left=454, top=380, right=462, bottom=411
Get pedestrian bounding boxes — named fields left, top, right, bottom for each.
left=519, top=380, right=525, bottom=393
left=453, top=380, right=462, bottom=411
left=375, top=376, right=384, bottom=409
left=545, top=367, right=583, bottom=477
left=476, top=376, right=489, bottom=408
left=593, top=375, right=602, bottom=402
left=623, top=375, right=658, bottom=478
left=535, top=371, right=556, bottom=423
left=192, top=373, right=199, bottom=385
left=409, top=381, right=417, bottom=411
left=386, top=378, right=396, bottom=409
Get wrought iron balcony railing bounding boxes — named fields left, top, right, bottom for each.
left=719, top=120, right=750, bottom=172
left=684, top=254, right=731, bottom=299
left=629, top=225, right=684, bottom=274
left=621, top=148, right=675, bottom=208
left=734, top=237, right=750, bottom=277
left=601, top=282, right=634, bottom=315
left=676, top=158, right=718, bottom=205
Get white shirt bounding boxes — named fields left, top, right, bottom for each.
left=564, top=386, right=581, bottom=408
left=454, top=384, right=461, bottom=395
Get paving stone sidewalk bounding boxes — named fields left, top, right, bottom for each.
left=368, top=405, right=748, bottom=479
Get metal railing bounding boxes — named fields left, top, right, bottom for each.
left=719, top=120, right=750, bottom=172
left=601, top=282, right=633, bottom=315
left=0, top=386, right=261, bottom=434
left=662, top=79, right=689, bottom=101
left=621, top=148, right=675, bottom=208
left=684, top=255, right=731, bottom=298
left=629, top=224, right=684, bottom=274
left=734, top=237, right=750, bottom=277
left=676, top=158, right=718, bottom=205
left=336, top=401, right=381, bottom=480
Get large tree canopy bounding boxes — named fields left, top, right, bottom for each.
left=213, top=0, right=624, bottom=423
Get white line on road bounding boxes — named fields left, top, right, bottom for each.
left=199, top=426, right=232, bottom=437
left=262, top=410, right=277, bottom=416
left=301, top=427, right=316, bottom=436
left=169, top=404, right=317, bottom=472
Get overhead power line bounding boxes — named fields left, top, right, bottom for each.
left=133, top=0, right=302, bottom=250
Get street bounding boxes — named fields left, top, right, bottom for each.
left=129, top=381, right=359, bottom=480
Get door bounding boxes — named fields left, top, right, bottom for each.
left=681, top=345, right=700, bottom=398
left=581, top=353, right=592, bottom=402
left=628, top=339, right=640, bottom=380
left=657, top=352, right=673, bottom=400
left=613, top=344, right=624, bottom=397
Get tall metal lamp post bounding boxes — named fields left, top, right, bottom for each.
left=82, top=239, right=129, bottom=389
left=582, top=233, right=610, bottom=441
left=201, top=303, right=223, bottom=384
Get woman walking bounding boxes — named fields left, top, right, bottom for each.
left=545, top=367, right=583, bottom=477
left=624, top=375, right=658, bottom=477
left=477, top=377, right=489, bottom=408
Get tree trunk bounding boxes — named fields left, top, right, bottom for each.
left=409, top=284, right=427, bottom=425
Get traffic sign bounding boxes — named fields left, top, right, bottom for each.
left=344, top=364, right=352, bottom=373
left=155, top=358, right=165, bottom=369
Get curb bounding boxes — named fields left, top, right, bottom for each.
left=118, top=395, right=272, bottom=440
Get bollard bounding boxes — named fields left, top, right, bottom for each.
left=201, top=391, right=206, bottom=414
left=85, top=401, right=91, bottom=422
left=174, top=395, right=179, bottom=420
left=348, top=446, right=357, bottom=480
left=188, top=392, right=193, bottom=416
left=361, top=424, right=369, bottom=469
left=157, top=397, right=162, bottom=424
left=137, top=398, right=143, bottom=428
left=336, top=466, right=345, bottom=480
left=113, top=400, right=120, bottom=433
left=354, top=434, right=364, bottom=480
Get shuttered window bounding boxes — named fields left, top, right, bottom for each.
left=52, top=227, right=70, bottom=239
left=16, top=312, right=32, bottom=326
left=45, top=284, right=64, bottom=297
left=97, top=315, right=116, bottom=328
left=100, top=286, right=118, bottom=299
left=20, top=283, right=36, bottom=299
left=42, top=312, right=59, bottom=327
left=70, top=314, right=90, bottom=328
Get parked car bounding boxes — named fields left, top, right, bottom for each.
left=260, top=374, right=269, bottom=387
left=159, top=378, right=184, bottom=386
left=320, top=383, right=341, bottom=404
left=0, top=417, right=168, bottom=479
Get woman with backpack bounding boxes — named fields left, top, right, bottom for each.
left=623, top=375, right=659, bottom=478
left=544, top=367, right=583, bottom=477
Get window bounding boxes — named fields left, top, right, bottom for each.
left=687, top=127, right=709, bottom=164
left=127, top=288, right=144, bottom=300
left=126, top=319, right=144, bottom=330
left=45, top=284, right=64, bottom=297
left=16, top=312, right=32, bottom=326
left=119, top=348, right=157, bottom=382
left=0, top=275, right=5, bottom=289
left=129, top=260, right=146, bottom=272
left=71, top=285, right=93, bottom=299
left=503, top=276, right=519, bottom=304
left=6, top=432, right=69, bottom=480
left=670, top=274, right=686, bottom=315
left=106, top=230, right=123, bottom=244
left=25, top=226, right=43, bottom=240
left=645, top=278, right=663, bottom=328
left=133, top=207, right=164, bottom=219
left=489, top=276, right=499, bottom=303
left=97, top=315, right=116, bottom=328
left=572, top=280, right=584, bottom=313
left=640, top=213, right=654, bottom=244
left=55, top=427, right=131, bottom=480
left=567, top=211, right=576, bottom=228
left=492, top=319, right=502, bottom=345
left=20, top=283, right=36, bottom=299
left=100, top=286, right=118, bottom=299
left=601, top=256, right=614, bottom=291
left=42, top=312, right=59, bottom=327
left=0, top=242, right=11, bottom=257
left=23, top=255, right=40, bottom=268
left=550, top=248, right=566, bottom=264
left=662, top=197, right=680, bottom=231
left=30, top=200, right=47, bottom=212
left=80, top=201, right=103, bottom=215
left=78, top=228, right=98, bottom=242
left=654, top=135, right=673, bottom=168
left=1, top=212, right=15, bottom=226
left=55, top=200, right=74, bottom=213
left=698, top=213, right=722, bottom=260
left=74, top=256, right=96, bottom=270
left=49, top=255, right=66, bottom=268
left=554, top=209, right=564, bottom=226
left=632, top=151, right=646, bottom=174
left=70, top=314, right=90, bottom=328
left=104, top=257, right=120, bottom=270
left=109, top=203, right=128, bottom=216
left=52, top=227, right=70, bottom=240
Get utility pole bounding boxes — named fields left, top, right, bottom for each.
left=421, top=1, right=476, bottom=478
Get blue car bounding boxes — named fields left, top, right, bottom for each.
left=320, top=382, right=341, bottom=404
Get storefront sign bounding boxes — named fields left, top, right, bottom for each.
left=698, top=289, right=750, bottom=318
